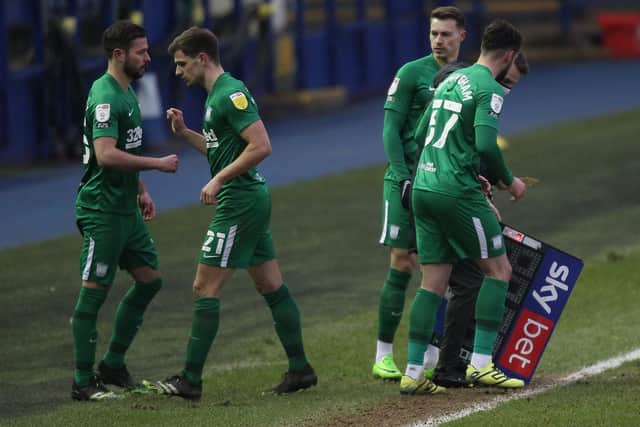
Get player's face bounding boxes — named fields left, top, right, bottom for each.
left=499, top=62, right=522, bottom=95
left=173, top=50, right=204, bottom=87
left=429, top=18, right=465, bottom=64
left=123, top=37, right=151, bottom=80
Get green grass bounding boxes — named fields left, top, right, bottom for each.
left=447, top=360, right=640, bottom=427
left=1, top=108, right=640, bottom=426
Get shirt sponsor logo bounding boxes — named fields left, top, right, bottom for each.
left=125, top=140, right=142, bottom=149
left=230, top=92, right=248, bottom=110
left=491, top=93, right=504, bottom=114
left=96, top=104, right=110, bottom=122
left=125, top=126, right=143, bottom=149
left=418, top=162, right=436, bottom=173
left=203, top=128, right=219, bottom=148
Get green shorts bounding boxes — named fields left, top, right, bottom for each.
left=413, top=189, right=505, bottom=264
left=379, top=179, right=416, bottom=250
left=76, top=207, right=158, bottom=286
left=199, top=186, right=276, bottom=268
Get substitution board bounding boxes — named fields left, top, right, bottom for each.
left=432, top=223, right=584, bottom=384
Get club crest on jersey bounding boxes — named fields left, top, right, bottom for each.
left=490, top=93, right=503, bottom=115
left=205, top=107, right=213, bottom=121
left=96, top=104, right=111, bottom=122
left=230, top=92, right=248, bottom=110
left=95, top=263, right=109, bottom=278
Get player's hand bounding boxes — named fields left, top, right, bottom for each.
left=138, top=191, right=156, bottom=221
left=486, top=196, right=502, bottom=221
left=400, top=179, right=412, bottom=209
left=157, top=154, right=179, bottom=173
left=478, top=175, right=492, bottom=196
left=166, top=108, right=186, bottom=136
left=508, top=176, right=526, bottom=201
left=200, top=177, right=222, bottom=205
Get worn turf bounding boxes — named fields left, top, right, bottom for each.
left=1, top=108, right=639, bottom=425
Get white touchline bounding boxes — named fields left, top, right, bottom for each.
left=407, top=348, right=640, bottom=427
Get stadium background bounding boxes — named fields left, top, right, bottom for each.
left=1, top=0, right=640, bottom=248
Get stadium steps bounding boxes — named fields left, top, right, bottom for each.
left=481, top=0, right=607, bottom=61
left=261, top=86, right=348, bottom=118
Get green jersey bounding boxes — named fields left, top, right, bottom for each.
left=203, top=73, right=265, bottom=200
left=383, top=54, right=440, bottom=182
left=76, top=73, right=143, bottom=215
left=413, top=64, right=512, bottom=197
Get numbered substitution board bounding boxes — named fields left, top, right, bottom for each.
left=432, top=224, right=584, bottom=384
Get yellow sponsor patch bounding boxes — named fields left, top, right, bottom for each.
left=230, top=92, right=248, bottom=110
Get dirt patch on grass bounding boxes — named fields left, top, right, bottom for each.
left=313, top=377, right=557, bottom=426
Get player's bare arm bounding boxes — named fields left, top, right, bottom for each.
left=200, top=120, right=271, bottom=205
left=166, top=107, right=207, bottom=155
left=137, top=179, right=156, bottom=221
left=94, top=136, right=179, bottom=172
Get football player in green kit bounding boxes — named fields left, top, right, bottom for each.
left=151, top=27, right=316, bottom=400
left=72, top=21, right=179, bottom=401
left=401, top=19, right=527, bottom=395
left=373, top=6, right=465, bottom=385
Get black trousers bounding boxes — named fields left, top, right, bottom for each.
left=436, top=258, right=484, bottom=371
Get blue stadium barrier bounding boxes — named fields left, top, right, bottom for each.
left=0, top=0, right=636, bottom=165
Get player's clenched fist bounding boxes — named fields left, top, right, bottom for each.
left=158, top=154, right=179, bottom=173
left=508, top=176, right=526, bottom=201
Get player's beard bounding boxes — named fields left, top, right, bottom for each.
left=123, top=58, right=146, bottom=81
left=495, top=52, right=516, bottom=84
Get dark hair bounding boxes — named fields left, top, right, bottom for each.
left=102, top=20, right=146, bottom=58
left=430, top=6, right=465, bottom=28
left=480, top=19, right=522, bottom=54
left=514, top=51, right=529, bottom=75
left=432, top=61, right=469, bottom=88
left=168, top=27, right=220, bottom=65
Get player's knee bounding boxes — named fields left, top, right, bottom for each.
left=254, top=278, right=280, bottom=294
left=489, top=261, right=511, bottom=282
left=192, top=279, right=208, bottom=297
left=390, top=249, right=415, bottom=273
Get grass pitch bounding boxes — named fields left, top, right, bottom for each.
left=1, top=108, right=639, bottom=426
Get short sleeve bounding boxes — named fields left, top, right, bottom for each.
left=221, top=89, right=261, bottom=134
left=473, top=88, right=504, bottom=129
left=384, top=65, right=416, bottom=115
left=91, top=95, right=120, bottom=140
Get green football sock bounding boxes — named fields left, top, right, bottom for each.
left=184, top=297, right=220, bottom=386
left=377, top=268, right=411, bottom=343
left=71, top=286, right=108, bottom=386
left=407, top=288, right=442, bottom=366
left=263, top=284, right=309, bottom=371
left=473, top=278, right=508, bottom=355
left=103, top=278, right=162, bottom=368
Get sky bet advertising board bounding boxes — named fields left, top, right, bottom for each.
left=432, top=224, right=584, bottom=384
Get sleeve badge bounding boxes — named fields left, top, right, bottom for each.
left=230, top=92, right=249, bottom=110
left=95, top=104, right=111, bottom=122
left=490, top=93, right=503, bottom=114
left=387, top=77, right=400, bottom=96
